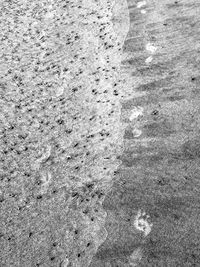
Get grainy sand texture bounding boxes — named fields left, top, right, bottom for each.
left=1, top=0, right=200, bottom=267
left=0, top=0, right=129, bottom=266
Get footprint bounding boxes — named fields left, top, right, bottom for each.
left=133, top=209, right=153, bottom=237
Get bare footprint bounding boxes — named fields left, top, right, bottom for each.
left=133, top=209, right=153, bottom=237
